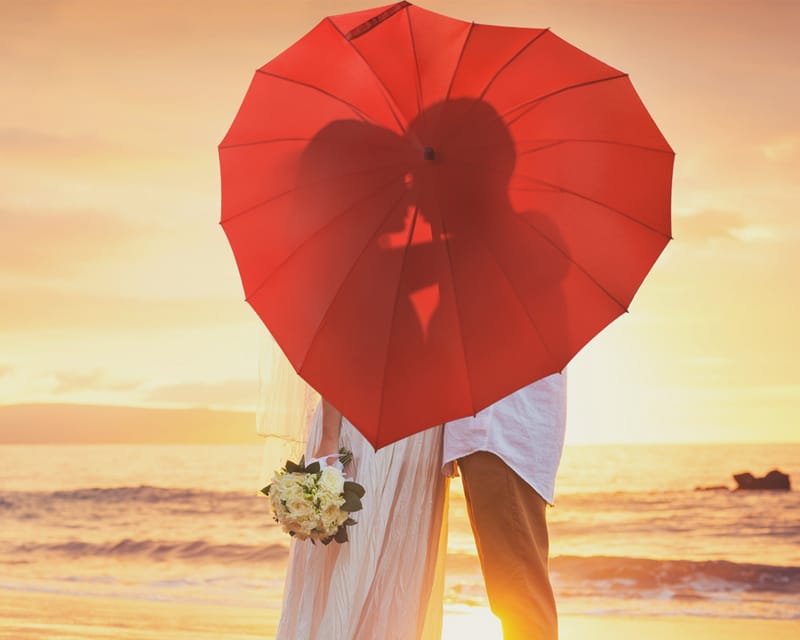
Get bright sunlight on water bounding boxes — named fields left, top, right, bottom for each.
left=442, top=606, right=502, bottom=639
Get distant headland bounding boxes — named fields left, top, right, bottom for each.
left=0, top=403, right=258, bottom=444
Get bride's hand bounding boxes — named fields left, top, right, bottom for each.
left=313, top=435, right=340, bottom=462
left=314, top=398, right=342, bottom=462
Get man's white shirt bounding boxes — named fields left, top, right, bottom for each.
left=443, top=372, right=567, bottom=505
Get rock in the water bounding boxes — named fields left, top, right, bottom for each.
left=694, top=484, right=730, bottom=492
left=733, top=469, right=791, bottom=491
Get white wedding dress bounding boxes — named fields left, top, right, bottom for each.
left=275, top=404, right=448, bottom=640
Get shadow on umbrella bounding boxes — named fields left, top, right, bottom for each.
left=285, top=98, right=568, bottom=434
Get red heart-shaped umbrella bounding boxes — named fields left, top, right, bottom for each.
left=219, top=2, right=673, bottom=447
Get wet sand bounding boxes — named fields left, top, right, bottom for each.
left=1, top=589, right=798, bottom=640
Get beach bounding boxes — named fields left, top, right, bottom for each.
left=2, top=589, right=799, bottom=640
left=1, top=442, right=798, bottom=638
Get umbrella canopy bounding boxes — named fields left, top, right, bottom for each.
left=219, top=1, right=673, bottom=448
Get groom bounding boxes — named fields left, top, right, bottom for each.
left=444, top=372, right=567, bottom=640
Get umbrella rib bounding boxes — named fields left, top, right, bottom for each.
left=243, top=173, right=407, bottom=304
left=469, top=221, right=557, bottom=363
left=514, top=172, right=671, bottom=240
left=435, top=28, right=550, bottom=150
left=326, top=17, right=409, bottom=135
left=513, top=212, right=630, bottom=313
left=503, top=73, right=629, bottom=124
left=451, top=137, right=673, bottom=156
left=478, top=28, right=550, bottom=100
left=504, top=186, right=556, bottom=194
left=436, top=74, right=630, bottom=152
left=444, top=21, right=475, bottom=101
left=445, top=156, right=670, bottom=240
left=437, top=213, right=477, bottom=417
left=256, top=70, right=375, bottom=126
left=376, top=203, right=421, bottom=429
left=221, top=162, right=408, bottom=224
left=517, top=138, right=674, bottom=156
left=219, top=137, right=310, bottom=150
left=298, top=188, right=411, bottom=371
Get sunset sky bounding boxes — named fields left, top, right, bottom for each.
left=1, top=0, right=798, bottom=444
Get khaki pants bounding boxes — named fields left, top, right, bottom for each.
left=459, top=452, right=558, bottom=640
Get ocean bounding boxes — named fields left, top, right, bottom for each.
left=1, top=443, right=798, bottom=625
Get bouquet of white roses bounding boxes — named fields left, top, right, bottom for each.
left=261, top=448, right=365, bottom=544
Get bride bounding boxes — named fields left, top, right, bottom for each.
left=258, top=334, right=449, bottom=640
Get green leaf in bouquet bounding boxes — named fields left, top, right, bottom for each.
left=343, top=481, right=365, bottom=499
left=305, top=461, right=321, bottom=474
left=285, top=459, right=303, bottom=473
left=321, top=535, right=333, bottom=546
left=342, top=493, right=363, bottom=512
left=334, top=525, right=349, bottom=544
left=338, top=447, right=353, bottom=467
left=260, top=484, right=271, bottom=497
left=344, top=517, right=357, bottom=526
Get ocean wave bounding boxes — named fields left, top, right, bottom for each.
left=438, top=553, right=800, bottom=620
left=8, top=538, right=288, bottom=564
left=550, top=555, right=800, bottom=597
left=12, top=535, right=797, bottom=597
left=1, top=485, right=263, bottom=514
left=48, top=485, right=254, bottom=503
left=557, top=488, right=799, bottom=508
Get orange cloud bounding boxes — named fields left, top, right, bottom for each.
left=674, top=210, right=749, bottom=244
left=51, top=369, right=141, bottom=394
left=0, top=127, right=110, bottom=154
left=144, top=379, right=258, bottom=408
left=0, top=403, right=257, bottom=444
left=0, top=286, right=247, bottom=332
left=673, top=209, right=789, bottom=244
left=674, top=210, right=788, bottom=246
left=760, top=134, right=800, bottom=163
left=0, top=208, right=154, bottom=277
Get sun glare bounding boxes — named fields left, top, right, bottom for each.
left=442, top=606, right=502, bottom=639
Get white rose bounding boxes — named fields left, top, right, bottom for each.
left=318, top=467, right=345, bottom=495
left=284, top=515, right=313, bottom=535
left=321, top=501, right=342, bottom=521
left=319, top=523, right=337, bottom=536
left=270, top=496, right=287, bottom=518
left=316, top=487, right=343, bottom=508
left=292, top=528, right=310, bottom=541
left=286, top=497, right=313, bottom=518
left=282, top=483, right=305, bottom=503
left=279, top=472, right=306, bottom=491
